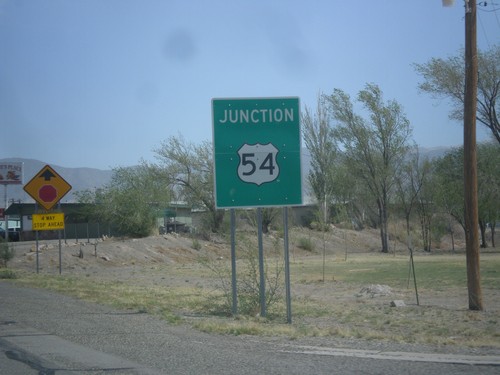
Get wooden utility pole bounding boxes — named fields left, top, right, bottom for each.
left=463, top=0, right=483, bottom=310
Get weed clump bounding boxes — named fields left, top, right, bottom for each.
left=0, top=269, right=17, bottom=279
left=0, top=240, right=15, bottom=267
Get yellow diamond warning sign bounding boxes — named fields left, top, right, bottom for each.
left=32, top=213, right=65, bottom=231
left=23, top=165, right=72, bottom=211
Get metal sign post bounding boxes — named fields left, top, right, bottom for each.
left=212, top=97, right=302, bottom=322
left=1, top=162, right=23, bottom=242
left=283, top=207, right=292, bottom=323
left=35, top=202, right=39, bottom=274
left=3, top=184, right=7, bottom=242
left=24, top=165, right=71, bottom=275
left=230, top=209, right=237, bottom=315
left=58, top=202, right=62, bottom=275
left=257, top=208, right=266, bottom=317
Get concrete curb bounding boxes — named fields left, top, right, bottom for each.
left=279, top=345, right=500, bottom=366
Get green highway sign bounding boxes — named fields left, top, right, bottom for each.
left=212, top=97, right=302, bottom=208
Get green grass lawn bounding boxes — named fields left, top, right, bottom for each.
left=292, top=252, right=500, bottom=289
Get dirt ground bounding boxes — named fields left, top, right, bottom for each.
left=6, top=226, right=378, bottom=273
left=5, top=226, right=497, bottom=309
left=4, top=227, right=500, bottom=354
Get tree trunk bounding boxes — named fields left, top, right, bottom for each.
left=449, top=216, right=456, bottom=253
left=419, top=215, right=431, bottom=252
left=211, top=210, right=225, bottom=232
left=425, top=215, right=432, bottom=251
left=378, top=199, right=389, bottom=253
left=491, top=223, right=496, bottom=248
left=479, top=219, right=488, bottom=248
left=417, top=201, right=432, bottom=252
left=451, top=227, right=455, bottom=253
left=262, top=221, right=270, bottom=234
left=380, top=224, right=389, bottom=253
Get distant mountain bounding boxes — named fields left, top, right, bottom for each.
left=1, top=146, right=451, bottom=207
left=0, top=158, right=112, bottom=204
left=418, top=146, right=454, bottom=161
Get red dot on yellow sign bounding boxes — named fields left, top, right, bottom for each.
left=39, top=185, right=57, bottom=203
left=23, top=165, right=72, bottom=211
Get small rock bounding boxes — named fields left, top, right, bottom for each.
left=390, top=300, right=406, bottom=307
left=100, top=256, right=111, bottom=261
left=357, top=284, right=392, bottom=298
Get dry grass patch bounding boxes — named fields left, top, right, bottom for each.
left=9, top=249, right=500, bottom=349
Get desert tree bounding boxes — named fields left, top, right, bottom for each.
left=332, top=153, right=369, bottom=229
left=76, top=164, right=171, bottom=237
left=325, top=83, right=413, bottom=253
left=301, top=95, right=337, bottom=224
left=414, top=44, right=500, bottom=144
left=394, top=147, right=420, bottom=237
left=241, top=207, right=280, bottom=234
left=431, top=142, right=499, bottom=248
left=394, top=148, right=433, bottom=251
left=152, top=135, right=224, bottom=234
left=477, top=141, right=500, bottom=247
left=432, top=147, right=466, bottom=235
left=414, top=158, right=435, bottom=251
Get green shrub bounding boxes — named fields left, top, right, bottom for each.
left=0, top=269, right=17, bottom=279
left=0, top=241, right=15, bottom=267
left=192, top=238, right=202, bottom=251
left=310, top=221, right=331, bottom=232
left=298, top=237, right=315, bottom=252
left=200, top=234, right=284, bottom=317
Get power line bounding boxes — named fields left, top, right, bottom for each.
left=477, top=1, right=500, bottom=47
left=477, top=1, right=500, bottom=12
left=488, top=2, right=500, bottom=28
left=478, top=12, right=491, bottom=46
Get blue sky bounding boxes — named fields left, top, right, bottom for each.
left=1, top=0, right=499, bottom=170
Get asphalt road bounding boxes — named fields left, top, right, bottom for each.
left=1, top=281, right=499, bottom=375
